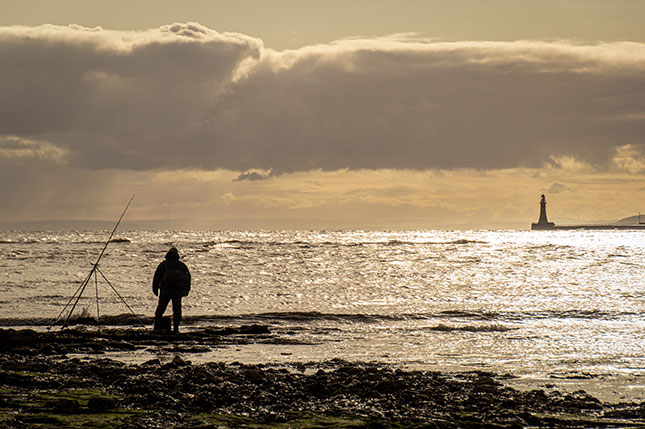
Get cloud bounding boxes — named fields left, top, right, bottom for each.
left=611, top=144, right=645, bottom=173
left=546, top=155, right=595, bottom=174
left=220, top=192, right=237, bottom=204
left=233, top=170, right=276, bottom=182
left=0, top=135, right=67, bottom=162
left=1, top=23, right=645, bottom=175
left=0, top=23, right=262, bottom=169
left=546, top=182, right=568, bottom=194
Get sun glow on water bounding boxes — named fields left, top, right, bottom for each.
left=1, top=229, right=645, bottom=377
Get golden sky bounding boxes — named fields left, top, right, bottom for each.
left=4, top=1, right=645, bottom=49
left=1, top=1, right=644, bottom=229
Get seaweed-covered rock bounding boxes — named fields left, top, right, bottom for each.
left=245, top=368, right=265, bottom=384
left=238, top=324, right=271, bottom=335
left=375, top=379, right=406, bottom=394
left=88, top=395, right=116, bottom=411
left=46, top=398, right=80, bottom=413
left=159, top=355, right=190, bottom=370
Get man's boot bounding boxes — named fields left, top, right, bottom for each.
left=173, top=319, right=180, bottom=334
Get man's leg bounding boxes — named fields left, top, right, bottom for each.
left=154, top=295, right=171, bottom=331
left=171, top=296, right=182, bottom=333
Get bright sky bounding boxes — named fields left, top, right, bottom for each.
left=4, top=1, right=645, bottom=49
left=1, top=1, right=645, bottom=229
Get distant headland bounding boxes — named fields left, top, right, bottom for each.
left=531, top=195, right=645, bottom=230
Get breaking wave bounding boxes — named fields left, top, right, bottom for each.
left=210, top=238, right=486, bottom=248
left=0, top=238, right=131, bottom=245
left=422, top=324, right=515, bottom=332
left=1, top=309, right=638, bottom=328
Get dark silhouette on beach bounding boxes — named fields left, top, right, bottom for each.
left=152, top=247, right=191, bottom=333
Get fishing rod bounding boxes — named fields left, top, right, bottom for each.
left=49, top=195, right=142, bottom=330
left=92, top=194, right=135, bottom=272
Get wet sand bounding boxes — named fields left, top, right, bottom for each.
left=2, top=327, right=645, bottom=427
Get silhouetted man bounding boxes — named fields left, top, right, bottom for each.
left=153, top=247, right=191, bottom=333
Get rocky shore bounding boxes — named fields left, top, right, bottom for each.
left=2, top=327, right=645, bottom=428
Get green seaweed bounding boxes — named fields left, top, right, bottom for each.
left=191, top=413, right=263, bottom=427
left=10, top=371, right=55, bottom=378
left=280, top=415, right=375, bottom=428
left=18, top=410, right=140, bottom=428
left=527, top=411, right=645, bottom=427
left=191, top=412, right=414, bottom=428
left=37, top=389, right=118, bottom=407
left=2, top=389, right=141, bottom=428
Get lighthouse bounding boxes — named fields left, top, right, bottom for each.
left=531, top=194, right=555, bottom=230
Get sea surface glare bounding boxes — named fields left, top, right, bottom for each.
left=2, top=230, right=645, bottom=380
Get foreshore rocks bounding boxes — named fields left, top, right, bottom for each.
left=2, top=328, right=645, bottom=427
left=0, top=325, right=272, bottom=357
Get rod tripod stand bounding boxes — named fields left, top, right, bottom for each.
left=53, top=261, right=146, bottom=331
left=49, top=195, right=147, bottom=331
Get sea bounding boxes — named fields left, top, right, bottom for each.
left=2, top=229, right=645, bottom=389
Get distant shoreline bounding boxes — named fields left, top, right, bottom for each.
left=534, top=224, right=645, bottom=231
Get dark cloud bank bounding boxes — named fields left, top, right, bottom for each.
left=1, top=22, right=645, bottom=174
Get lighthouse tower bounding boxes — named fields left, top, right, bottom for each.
left=531, top=194, right=555, bottom=230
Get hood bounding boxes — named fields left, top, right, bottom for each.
left=165, top=247, right=180, bottom=260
